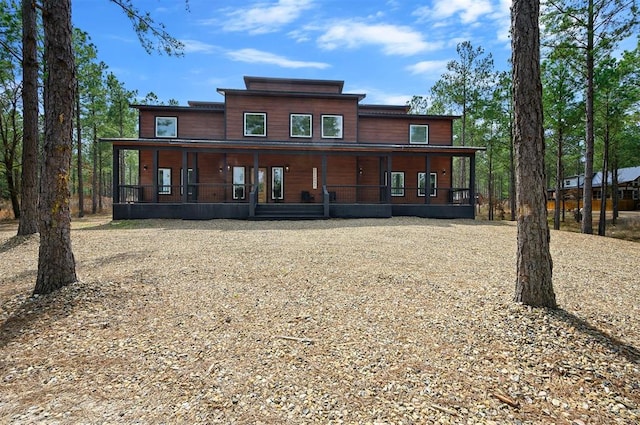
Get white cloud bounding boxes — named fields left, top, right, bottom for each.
left=414, top=0, right=494, bottom=24
left=226, top=48, right=330, bottom=69
left=219, top=0, right=315, bottom=34
left=317, top=20, right=442, bottom=56
left=181, top=39, right=218, bottom=54
left=406, top=60, right=449, bottom=75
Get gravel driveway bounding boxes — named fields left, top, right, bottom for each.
left=1, top=216, right=638, bottom=424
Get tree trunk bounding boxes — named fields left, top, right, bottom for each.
left=598, top=122, right=609, bottom=236
left=553, top=127, right=563, bottom=230
left=92, top=121, right=98, bottom=214
left=34, top=0, right=77, bottom=295
left=511, top=0, right=556, bottom=308
left=18, top=0, right=40, bottom=236
left=76, top=79, right=84, bottom=218
left=581, top=0, right=595, bottom=234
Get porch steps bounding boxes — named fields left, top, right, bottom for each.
left=253, top=203, right=326, bottom=220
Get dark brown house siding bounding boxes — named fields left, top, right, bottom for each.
left=139, top=109, right=224, bottom=139
left=358, top=116, right=453, bottom=145
left=224, top=94, right=359, bottom=142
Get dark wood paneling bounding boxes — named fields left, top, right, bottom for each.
left=359, top=116, right=453, bottom=145
left=139, top=110, right=224, bottom=139
left=225, top=95, right=358, bottom=142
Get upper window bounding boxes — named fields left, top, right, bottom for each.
left=322, top=115, right=343, bottom=139
left=155, top=117, right=177, bottom=138
left=244, top=112, right=266, bottom=137
left=290, top=114, right=312, bottom=138
left=409, top=124, right=429, bottom=144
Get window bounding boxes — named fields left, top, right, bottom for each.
left=155, top=117, right=177, bottom=138
left=418, top=172, right=437, bottom=197
left=391, top=172, right=405, bottom=197
left=409, top=124, right=429, bottom=144
left=290, top=114, right=312, bottom=138
left=272, top=167, right=284, bottom=200
left=233, top=166, right=245, bottom=200
left=321, top=115, right=343, bottom=138
left=158, top=168, right=171, bottom=194
left=244, top=113, right=266, bottom=136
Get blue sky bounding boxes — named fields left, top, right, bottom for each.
left=72, top=0, right=512, bottom=106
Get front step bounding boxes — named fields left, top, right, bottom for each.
left=253, top=203, right=326, bottom=220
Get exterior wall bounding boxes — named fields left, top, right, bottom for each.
left=358, top=116, right=453, bottom=145
left=224, top=94, right=359, bottom=142
left=139, top=109, right=224, bottom=139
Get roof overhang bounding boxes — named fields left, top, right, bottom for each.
left=101, top=137, right=485, bottom=155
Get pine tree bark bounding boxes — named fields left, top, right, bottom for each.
left=511, top=0, right=556, bottom=308
left=18, top=0, right=40, bottom=235
left=34, top=0, right=77, bottom=295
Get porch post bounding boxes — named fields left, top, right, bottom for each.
left=322, top=154, right=328, bottom=217
left=250, top=153, right=259, bottom=217
left=181, top=150, right=188, bottom=203
left=469, top=154, right=476, bottom=207
left=112, top=147, right=120, bottom=203
left=425, top=155, right=431, bottom=205
left=152, top=149, right=159, bottom=203
left=386, top=155, right=392, bottom=203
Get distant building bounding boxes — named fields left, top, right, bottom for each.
left=548, top=165, right=640, bottom=211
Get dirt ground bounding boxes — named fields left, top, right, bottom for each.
left=1, top=215, right=639, bottom=424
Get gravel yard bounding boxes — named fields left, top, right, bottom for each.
left=1, top=216, right=639, bottom=424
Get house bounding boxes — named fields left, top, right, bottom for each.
left=548, top=165, right=640, bottom=211
left=105, top=76, right=485, bottom=220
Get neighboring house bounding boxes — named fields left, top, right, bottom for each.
left=104, top=76, right=485, bottom=220
left=548, top=165, right=640, bottom=211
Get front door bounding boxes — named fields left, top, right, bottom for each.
left=251, top=167, right=267, bottom=203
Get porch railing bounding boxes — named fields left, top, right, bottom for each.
left=115, top=183, right=474, bottom=205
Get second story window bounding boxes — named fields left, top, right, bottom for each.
left=155, top=117, right=177, bottom=138
left=409, top=124, right=429, bottom=144
left=244, top=112, right=266, bottom=137
left=321, top=115, right=343, bottom=139
left=290, top=114, right=312, bottom=138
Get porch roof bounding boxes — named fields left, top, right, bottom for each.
left=103, top=137, right=486, bottom=156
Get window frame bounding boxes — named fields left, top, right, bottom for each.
left=155, top=116, right=177, bottom=138
left=244, top=112, right=267, bottom=137
left=290, top=113, right=312, bottom=138
left=157, top=167, right=172, bottom=195
left=391, top=171, right=405, bottom=197
left=418, top=172, right=437, bottom=197
left=321, top=114, right=343, bottom=139
left=409, top=124, right=429, bottom=144
left=232, top=166, right=246, bottom=200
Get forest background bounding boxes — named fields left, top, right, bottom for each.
left=0, top=0, right=638, bottom=237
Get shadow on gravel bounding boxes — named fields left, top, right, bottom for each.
left=552, top=308, right=640, bottom=364
left=0, top=234, right=37, bottom=254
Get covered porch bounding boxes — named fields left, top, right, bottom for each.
left=110, top=140, right=480, bottom=220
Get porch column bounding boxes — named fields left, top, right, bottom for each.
left=152, top=149, right=159, bottom=203
left=181, top=150, right=188, bottom=203
left=469, top=154, right=476, bottom=206
left=322, top=154, right=328, bottom=217
left=250, top=153, right=259, bottom=216
left=112, top=147, right=120, bottom=203
left=425, top=155, right=431, bottom=205
left=386, top=155, right=392, bottom=203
